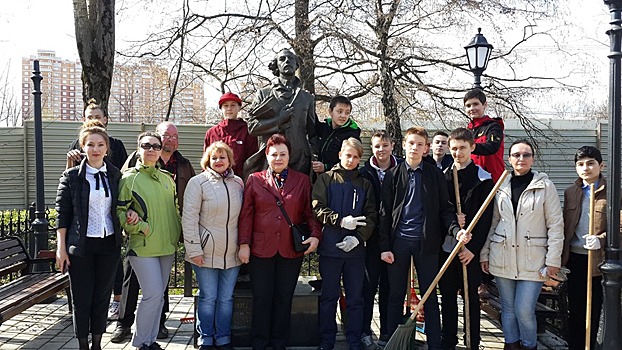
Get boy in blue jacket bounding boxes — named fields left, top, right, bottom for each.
left=312, top=138, right=377, bottom=350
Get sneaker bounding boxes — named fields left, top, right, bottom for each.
left=216, top=344, right=234, bottom=350
left=361, top=334, right=375, bottom=349
left=157, top=324, right=169, bottom=339
left=107, top=300, right=120, bottom=320
left=376, top=334, right=390, bottom=348
left=149, top=343, right=163, bottom=350
left=110, top=324, right=131, bottom=343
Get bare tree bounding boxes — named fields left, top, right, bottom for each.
left=73, top=0, right=115, bottom=112
left=0, top=62, right=21, bottom=127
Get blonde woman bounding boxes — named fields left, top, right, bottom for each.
left=183, top=141, right=244, bottom=350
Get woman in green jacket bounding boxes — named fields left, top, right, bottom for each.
left=117, top=131, right=181, bottom=350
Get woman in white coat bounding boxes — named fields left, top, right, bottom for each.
left=480, top=139, right=564, bottom=350
left=183, top=141, right=244, bottom=350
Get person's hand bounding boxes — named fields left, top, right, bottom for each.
left=126, top=210, right=140, bottom=225
left=546, top=266, right=560, bottom=278
left=381, top=251, right=394, bottom=264
left=66, top=149, right=83, bottom=164
left=335, top=235, right=360, bottom=252
left=459, top=247, right=475, bottom=265
left=312, top=161, right=325, bottom=174
left=56, top=248, right=70, bottom=274
left=456, top=229, right=471, bottom=244
left=303, top=237, right=320, bottom=255
left=190, top=256, right=205, bottom=266
left=583, top=234, right=601, bottom=250
left=238, top=244, right=250, bottom=264
left=142, top=224, right=150, bottom=236
left=457, top=213, right=466, bottom=229
left=340, top=215, right=366, bottom=230
left=480, top=261, right=489, bottom=274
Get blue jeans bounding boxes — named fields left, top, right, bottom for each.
left=495, top=277, right=543, bottom=348
left=192, top=264, right=241, bottom=346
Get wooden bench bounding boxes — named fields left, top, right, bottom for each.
left=0, top=236, right=71, bottom=326
left=480, top=279, right=567, bottom=337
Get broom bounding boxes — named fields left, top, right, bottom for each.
left=453, top=165, right=471, bottom=350
left=585, top=183, right=595, bottom=350
left=384, top=169, right=509, bottom=350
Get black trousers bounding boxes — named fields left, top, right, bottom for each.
left=116, top=254, right=169, bottom=328
left=68, top=235, right=121, bottom=338
left=438, top=251, right=482, bottom=349
left=362, top=249, right=389, bottom=337
left=113, top=257, right=123, bottom=295
left=249, top=253, right=303, bottom=350
left=566, top=252, right=602, bottom=350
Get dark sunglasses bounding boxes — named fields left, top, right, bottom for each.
left=140, top=143, right=162, bottom=151
left=510, top=153, right=533, bottom=159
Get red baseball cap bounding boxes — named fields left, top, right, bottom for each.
left=218, top=92, right=242, bottom=107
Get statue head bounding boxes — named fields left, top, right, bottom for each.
left=268, top=48, right=302, bottom=77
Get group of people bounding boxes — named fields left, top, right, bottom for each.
left=52, top=47, right=619, bottom=350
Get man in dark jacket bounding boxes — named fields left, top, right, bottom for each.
left=464, top=89, right=504, bottom=182
left=111, top=122, right=196, bottom=343
left=379, top=127, right=468, bottom=350
left=439, top=128, right=493, bottom=350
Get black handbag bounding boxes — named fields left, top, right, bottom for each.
left=273, top=197, right=311, bottom=253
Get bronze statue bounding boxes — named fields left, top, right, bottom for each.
left=243, top=48, right=319, bottom=178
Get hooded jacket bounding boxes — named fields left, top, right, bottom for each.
left=480, top=170, right=564, bottom=281
left=204, top=118, right=259, bottom=177
left=312, top=164, right=376, bottom=258
left=117, top=161, right=181, bottom=257
left=467, top=116, right=505, bottom=182
left=55, top=158, right=123, bottom=257
left=316, top=118, right=361, bottom=171
left=183, top=167, right=244, bottom=270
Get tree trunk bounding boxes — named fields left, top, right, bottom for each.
left=293, top=0, right=316, bottom=95
left=73, top=0, right=115, bottom=115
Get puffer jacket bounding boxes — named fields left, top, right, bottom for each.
left=480, top=170, right=564, bottom=281
left=117, top=161, right=181, bottom=257
left=183, top=168, right=244, bottom=269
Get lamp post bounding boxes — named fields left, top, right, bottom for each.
left=599, top=1, right=622, bottom=348
left=464, top=28, right=493, bottom=89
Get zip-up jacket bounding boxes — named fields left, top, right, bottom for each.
left=117, top=161, right=181, bottom=257
left=312, top=164, right=376, bottom=259
left=317, top=118, right=361, bottom=171
left=204, top=118, right=259, bottom=177
left=480, top=170, right=564, bottom=281
left=467, top=115, right=504, bottom=182
left=55, top=158, right=123, bottom=256
left=443, top=162, right=494, bottom=254
left=183, top=168, right=244, bottom=269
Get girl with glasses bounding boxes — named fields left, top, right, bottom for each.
left=117, top=131, right=181, bottom=350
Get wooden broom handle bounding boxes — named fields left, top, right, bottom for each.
left=409, top=169, right=510, bottom=320
left=585, top=183, right=595, bottom=350
left=453, top=165, right=471, bottom=349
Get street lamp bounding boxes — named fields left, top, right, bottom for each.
left=464, top=28, right=493, bottom=88
left=599, top=1, right=622, bottom=348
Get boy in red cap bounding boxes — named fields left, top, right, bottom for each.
left=204, top=92, right=259, bottom=177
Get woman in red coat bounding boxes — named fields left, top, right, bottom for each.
left=238, top=134, right=321, bottom=350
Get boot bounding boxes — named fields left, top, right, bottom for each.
left=77, top=338, right=89, bottom=350
left=91, top=333, right=102, bottom=350
left=503, top=341, right=521, bottom=350
left=521, top=345, right=537, bottom=350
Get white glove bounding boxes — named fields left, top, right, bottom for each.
left=340, top=215, right=367, bottom=230
left=335, top=235, right=360, bottom=252
left=583, top=234, right=601, bottom=250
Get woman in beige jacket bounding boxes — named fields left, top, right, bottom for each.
left=480, top=139, right=564, bottom=350
left=183, top=141, right=244, bottom=350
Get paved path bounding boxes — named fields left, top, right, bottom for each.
left=0, top=295, right=568, bottom=349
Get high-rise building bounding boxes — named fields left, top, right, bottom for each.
left=22, top=51, right=205, bottom=124
left=21, top=50, right=83, bottom=121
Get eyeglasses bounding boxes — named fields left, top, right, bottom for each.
left=140, top=143, right=162, bottom=151
left=510, top=153, right=533, bottom=159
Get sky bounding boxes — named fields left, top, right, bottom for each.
left=0, top=0, right=615, bottom=125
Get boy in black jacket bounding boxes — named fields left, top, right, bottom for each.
left=359, top=131, right=401, bottom=348
left=379, top=127, right=469, bottom=350
left=313, top=138, right=376, bottom=350
left=312, top=96, right=361, bottom=174
left=439, top=128, right=494, bottom=350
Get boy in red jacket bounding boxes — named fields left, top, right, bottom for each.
left=204, top=92, right=258, bottom=177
